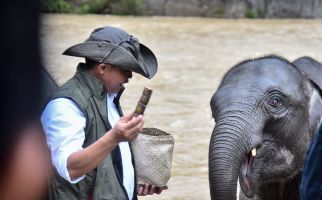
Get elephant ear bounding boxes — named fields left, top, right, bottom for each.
left=293, top=56, right=322, bottom=89
left=40, top=67, right=59, bottom=109
left=293, top=57, right=322, bottom=137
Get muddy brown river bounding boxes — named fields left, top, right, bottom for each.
left=40, top=14, right=322, bottom=200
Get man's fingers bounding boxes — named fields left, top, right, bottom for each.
left=114, top=114, right=144, bottom=142
left=143, top=183, right=150, bottom=195
left=137, top=184, right=166, bottom=196
left=126, top=115, right=144, bottom=132
left=162, top=185, right=168, bottom=190
left=121, top=111, right=135, bottom=122
left=149, top=184, right=155, bottom=195
left=137, top=185, right=144, bottom=196
left=127, top=119, right=144, bottom=141
left=154, top=185, right=167, bottom=194
left=155, top=187, right=162, bottom=194
left=132, top=118, right=144, bottom=132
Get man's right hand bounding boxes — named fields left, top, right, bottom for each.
left=110, top=111, right=144, bottom=143
left=67, top=111, right=144, bottom=180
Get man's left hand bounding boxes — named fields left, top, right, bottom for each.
left=137, top=183, right=168, bottom=196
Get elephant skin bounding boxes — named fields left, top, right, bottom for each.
left=40, top=67, right=58, bottom=109
left=209, top=55, right=322, bottom=200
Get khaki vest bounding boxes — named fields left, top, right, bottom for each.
left=48, top=64, right=136, bottom=200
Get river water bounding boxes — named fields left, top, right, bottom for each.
left=40, top=14, right=322, bottom=200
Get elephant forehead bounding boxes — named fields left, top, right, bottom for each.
left=225, top=59, right=302, bottom=86
left=213, top=59, right=306, bottom=103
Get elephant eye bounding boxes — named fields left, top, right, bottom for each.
left=265, top=90, right=288, bottom=115
left=268, top=97, right=282, bottom=108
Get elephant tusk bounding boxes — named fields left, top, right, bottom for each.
left=251, top=148, right=256, bottom=157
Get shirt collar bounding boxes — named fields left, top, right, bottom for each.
left=75, top=63, right=106, bottom=99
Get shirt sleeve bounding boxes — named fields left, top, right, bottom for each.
left=41, top=98, right=86, bottom=183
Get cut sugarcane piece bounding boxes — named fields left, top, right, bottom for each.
left=251, top=148, right=256, bottom=157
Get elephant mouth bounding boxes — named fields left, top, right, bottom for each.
left=239, top=148, right=256, bottom=198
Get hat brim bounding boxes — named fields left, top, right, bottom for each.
left=63, top=41, right=158, bottom=79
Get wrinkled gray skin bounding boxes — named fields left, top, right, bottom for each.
left=40, top=67, right=58, bottom=108
left=209, top=56, right=322, bottom=200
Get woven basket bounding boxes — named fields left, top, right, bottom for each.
left=130, top=127, right=174, bottom=187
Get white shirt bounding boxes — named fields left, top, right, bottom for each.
left=41, top=95, right=134, bottom=199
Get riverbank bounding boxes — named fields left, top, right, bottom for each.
left=41, top=0, right=322, bottom=18
left=40, top=14, right=322, bottom=199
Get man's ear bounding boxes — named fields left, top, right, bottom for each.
left=97, top=63, right=109, bottom=74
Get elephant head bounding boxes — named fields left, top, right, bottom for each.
left=209, top=55, right=322, bottom=199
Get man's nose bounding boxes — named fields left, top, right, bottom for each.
left=126, top=71, right=132, bottom=79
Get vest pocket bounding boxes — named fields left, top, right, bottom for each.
left=84, top=170, right=97, bottom=191
left=77, top=170, right=97, bottom=199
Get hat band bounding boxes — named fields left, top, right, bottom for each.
left=99, top=36, right=150, bottom=77
left=126, top=36, right=150, bottom=77
left=100, top=35, right=135, bottom=63
left=99, top=40, right=124, bottom=63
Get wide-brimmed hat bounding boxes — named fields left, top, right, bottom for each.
left=63, top=26, right=158, bottom=79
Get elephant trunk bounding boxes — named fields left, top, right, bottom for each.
left=209, top=114, right=259, bottom=200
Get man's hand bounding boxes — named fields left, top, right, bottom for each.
left=110, top=111, right=144, bottom=143
left=137, top=184, right=168, bottom=196
left=67, top=111, right=143, bottom=180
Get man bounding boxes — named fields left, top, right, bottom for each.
left=41, top=26, right=165, bottom=200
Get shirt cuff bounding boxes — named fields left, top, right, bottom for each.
left=55, top=149, right=85, bottom=184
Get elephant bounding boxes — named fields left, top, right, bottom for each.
left=208, top=55, right=322, bottom=200
left=40, top=67, right=58, bottom=108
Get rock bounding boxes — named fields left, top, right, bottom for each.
left=203, top=0, right=226, bottom=17
left=164, top=0, right=204, bottom=16
left=266, top=0, right=312, bottom=18
left=225, top=0, right=247, bottom=18
left=314, top=0, right=322, bottom=17
left=144, top=0, right=167, bottom=15
left=65, top=0, right=322, bottom=18
left=248, top=0, right=322, bottom=18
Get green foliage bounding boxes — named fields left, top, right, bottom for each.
left=257, top=10, right=265, bottom=18
left=111, top=0, right=147, bottom=15
left=40, top=0, right=146, bottom=14
left=75, top=0, right=110, bottom=14
left=245, top=9, right=256, bottom=18
left=41, top=0, right=71, bottom=13
left=205, top=7, right=225, bottom=18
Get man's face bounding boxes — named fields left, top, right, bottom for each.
left=102, top=65, right=132, bottom=94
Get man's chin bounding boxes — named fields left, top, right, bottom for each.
left=113, top=84, right=125, bottom=93
left=107, top=83, right=126, bottom=94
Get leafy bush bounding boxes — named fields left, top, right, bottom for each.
left=40, top=0, right=146, bottom=14
left=111, top=0, right=147, bottom=15
left=75, top=0, right=110, bottom=14
left=245, top=9, right=256, bottom=18
left=41, top=0, right=71, bottom=13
